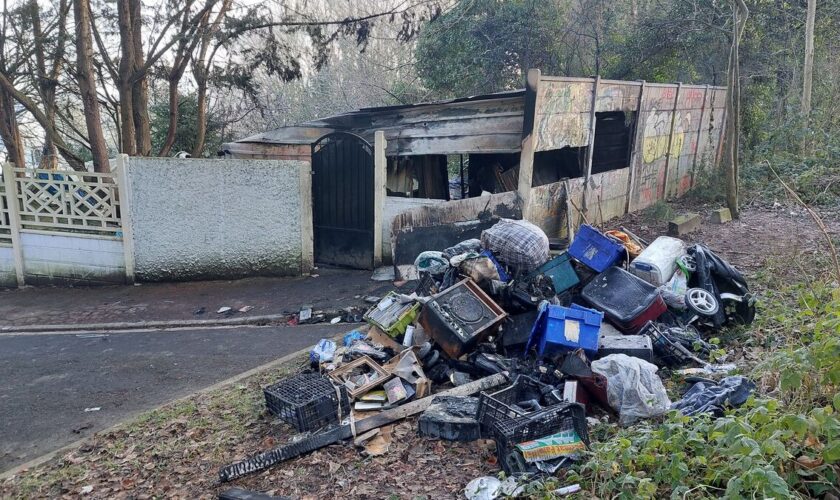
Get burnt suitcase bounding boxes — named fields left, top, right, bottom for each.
left=581, top=266, right=666, bottom=334
left=419, top=279, right=507, bottom=358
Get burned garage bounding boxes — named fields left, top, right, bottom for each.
left=222, top=70, right=726, bottom=277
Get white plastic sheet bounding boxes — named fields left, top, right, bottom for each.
left=591, top=353, right=671, bottom=425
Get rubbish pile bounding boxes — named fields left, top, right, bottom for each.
left=218, top=219, right=758, bottom=490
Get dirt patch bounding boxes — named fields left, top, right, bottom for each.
left=608, top=199, right=840, bottom=285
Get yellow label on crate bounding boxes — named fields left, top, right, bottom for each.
left=564, top=319, right=580, bottom=342
left=515, top=429, right=585, bottom=463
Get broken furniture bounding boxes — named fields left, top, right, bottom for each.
left=419, top=278, right=507, bottom=358
left=263, top=373, right=349, bottom=432
left=219, top=373, right=509, bottom=482
left=527, top=302, right=603, bottom=357
left=568, top=224, right=625, bottom=272
left=581, top=266, right=666, bottom=334
left=327, top=355, right=391, bottom=399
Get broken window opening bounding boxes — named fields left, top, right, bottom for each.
left=532, top=147, right=587, bottom=187
left=386, top=155, right=450, bottom=200
left=466, top=153, right=520, bottom=197
left=445, top=154, right=469, bottom=200
left=591, top=111, right=635, bottom=175
left=529, top=111, right=636, bottom=187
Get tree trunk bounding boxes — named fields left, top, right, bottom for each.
left=130, top=0, right=151, bottom=156
left=29, top=0, right=67, bottom=169
left=73, top=0, right=110, bottom=172
left=191, top=0, right=232, bottom=157
left=0, top=86, right=25, bottom=167
left=722, top=0, right=748, bottom=219
left=801, top=0, right=816, bottom=121
left=192, top=77, right=209, bottom=157
left=116, top=0, right=136, bottom=155
left=158, top=79, right=181, bottom=157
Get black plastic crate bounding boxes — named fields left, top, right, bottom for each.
left=263, top=373, right=349, bottom=432
left=476, top=375, right=552, bottom=433
left=491, top=401, right=589, bottom=474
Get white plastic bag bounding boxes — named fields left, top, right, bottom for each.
left=591, top=354, right=671, bottom=425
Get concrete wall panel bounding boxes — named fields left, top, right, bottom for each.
left=20, top=232, right=125, bottom=285
left=0, top=246, right=16, bottom=287
left=125, top=158, right=308, bottom=281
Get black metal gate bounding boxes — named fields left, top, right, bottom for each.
left=311, top=132, right=374, bottom=269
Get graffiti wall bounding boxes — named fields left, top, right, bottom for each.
left=595, top=81, right=641, bottom=113
left=628, top=84, right=727, bottom=211
left=533, top=79, right=593, bottom=152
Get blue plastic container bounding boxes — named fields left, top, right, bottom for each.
left=529, top=251, right=579, bottom=293
left=526, top=302, right=603, bottom=357
left=568, top=224, right=625, bottom=272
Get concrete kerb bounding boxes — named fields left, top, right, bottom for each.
left=0, top=332, right=339, bottom=480
left=0, top=312, right=360, bottom=335
left=0, top=314, right=290, bottom=334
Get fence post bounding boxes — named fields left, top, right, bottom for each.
left=1, top=162, right=24, bottom=286
left=114, top=155, right=136, bottom=284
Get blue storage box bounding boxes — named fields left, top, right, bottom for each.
left=568, top=225, right=625, bottom=272
left=528, top=251, right=579, bottom=293
left=526, top=302, right=603, bottom=357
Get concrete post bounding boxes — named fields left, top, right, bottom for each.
left=373, top=131, right=387, bottom=267
left=582, top=75, right=601, bottom=215
left=114, top=154, right=136, bottom=284
left=1, top=162, right=25, bottom=286
left=663, top=82, right=683, bottom=199
left=298, top=156, right=314, bottom=274
left=517, top=69, right=541, bottom=222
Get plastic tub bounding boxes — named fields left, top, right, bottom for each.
left=629, top=236, right=686, bottom=286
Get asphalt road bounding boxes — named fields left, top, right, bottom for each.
left=0, top=324, right=349, bottom=472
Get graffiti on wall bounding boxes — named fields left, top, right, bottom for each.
left=534, top=82, right=590, bottom=152
left=641, top=108, right=690, bottom=163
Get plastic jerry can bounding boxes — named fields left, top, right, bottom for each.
left=629, top=236, right=687, bottom=286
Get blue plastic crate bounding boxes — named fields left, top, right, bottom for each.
left=530, top=251, right=579, bottom=293
left=568, top=225, right=625, bottom=272
left=526, top=302, right=603, bottom=357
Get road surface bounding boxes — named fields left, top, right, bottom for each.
left=0, top=323, right=348, bottom=472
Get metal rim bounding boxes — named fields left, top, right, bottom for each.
left=686, top=288, right=719, bottom=316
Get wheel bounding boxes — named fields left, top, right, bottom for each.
left=678, top=254, right=697, bottom=272
left=685, top=288, right=720, bottom=316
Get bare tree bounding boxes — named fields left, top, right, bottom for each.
left=801, top=0, right=816, bottom=121
left=722, top=0, right=749, bottom=219
left=28, top=0, right=70, bottom=169
left=73, top=0, right=110, bottom=172
left=0, top=0, right=25, bottom=167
